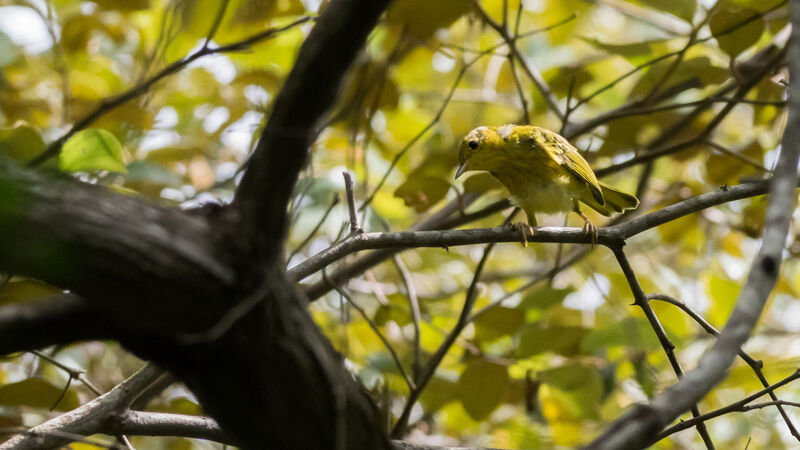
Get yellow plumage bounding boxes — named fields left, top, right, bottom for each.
left=455, top=125, right=638, bottom=235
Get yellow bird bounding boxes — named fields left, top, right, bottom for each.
left=455, top=125, right=638, bottom=242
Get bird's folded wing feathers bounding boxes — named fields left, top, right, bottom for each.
left=536, top=129, right=605, bottom=205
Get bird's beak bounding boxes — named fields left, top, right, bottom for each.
left=455, top=162, right=468, bottom=179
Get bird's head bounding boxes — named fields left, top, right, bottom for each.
left=455, top=125, right=514, bottom=178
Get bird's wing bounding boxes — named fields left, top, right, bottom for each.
left=533, top=128, right=605, bottom=205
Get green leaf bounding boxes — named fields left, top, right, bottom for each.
left=518, top=285, right=574, bottom=311
left=631, top=0, right=696, bottom=23
left=457, top=360, right=509, bottom=420
left=0, top=122, right=46, bottom=164
left=539, top=363, right=602, bottom=419
left=706, top=273, right=742, bottom=326
left=630, top=57, right=729, bottom=99
left=516, top=324, right=588, bottom=357
left=59, top=128, right=127, bottom=173
left=580, top=317, right=660, bottom=353
left=710, top=7, right=765, bottom=58
left=462, top=172, right=503, bottom=194
left=0, top=378, right=79, bottom=411
left=473, top=306, right=525, bottom=342
left=419, top=376, right=458, bottom=412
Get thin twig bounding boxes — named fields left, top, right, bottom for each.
left=612, top=247, right=714, bottom=448
left=28, top=16, right=314, bottom=167
left=655, top=369, right=800, bottom=441
left=647, top=293, right=800, bottom=440
left=322, top=271, right=415, bottom=391
left=392, top=255, right=422, bottom=380
left=286, top=194, right=340, bottom=264
left=360, top=57, right=480, bottom=211
left=343, top=172, right=363, bottom=234
left=390, top=211, right=516, bottom=437
left=471, top=0, right=564, bottom=120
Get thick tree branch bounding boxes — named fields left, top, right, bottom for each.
left=0, top=158, right=234, bottom=330
left=585, top=6, right=800, bottom=447
left=233, top=0, right=390, bottom=259
left=0, top=294, right=113, bottom=354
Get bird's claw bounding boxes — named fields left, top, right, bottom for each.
left=508, top=222, right=534, bottom=247
left=582, top=220, right=598, bottom=248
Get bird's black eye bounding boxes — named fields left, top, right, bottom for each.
left=468, top=140, right=478, bottom=150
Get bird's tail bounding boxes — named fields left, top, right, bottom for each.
left=582, top=182, right=639, bottom=216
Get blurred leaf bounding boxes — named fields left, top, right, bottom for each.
left=473, top=306, right=525, bottom=342
left=386, top=0, right=470, bottom=38
left=629, top=0, right=696, bottom=22
left=630, top=57, right=728, bottom=100
left=516, top=324, right=588, bottom=357
left=419, top=376, right=458, bottom=412
left=92, top=0, right=150, bottom=10
left=632, top=352, right=657, bottom=397
left=125, top=161, right=183, bottom=186
left=518, top=285, right=574, bottom=311
left=60, top=128, right=127, bottom=173
left=462, top=172, right=503, bottom=194
left=0, top=121, right=46, bottom=164
left=0, top=279, right=61, bottom=306
left=0, top=30, right=20, bottom=66
left=61, top=15, right=104, bottom=53
left=394, top=152, right=454, bottom=213
left=457, top=360, right=509, bottom=420
left=741, top=195, right=768, bottom=238
left=544, top=65, right=593, bottom=99
left=709, top=7, right=765, bottom=58
left=580, top=317, right=659, bottom=353
left=539, top=363, right=602, bottom=420
left=0, top=378, right=79, bottom=411
left=580, top=37, right=667, bottom=64
left=150, top=397, right=202, bottom=416
left=706, top=273, right=741, bottom=326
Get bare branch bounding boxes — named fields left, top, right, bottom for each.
left=586, top=6, right=800, bottom=446
left=648, top=293, right=800, bottom=440
left=290, top=178, right=784, bottom=283
left=0, top=294, right=113, bottom=355
left=612, top=248, right=714, bottom=447
left=0, top=364, right=166, bottom=449
left=0, top=158, right=234, bottom=330
left=233, top=0, right=390, bottom=258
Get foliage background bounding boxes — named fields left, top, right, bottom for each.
left=0, top=0, right=795, bottom=448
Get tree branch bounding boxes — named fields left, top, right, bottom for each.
left=585, top=6, right=800, bottom=446
left=0, top=294, right=113, bottom=354
left=233, top=0, right=390, bottom=259
left=0, top=158, right=234, bottom=330
left=0, top=364, right=166, bottom=449
left=290, top=178, right=783, bottom=283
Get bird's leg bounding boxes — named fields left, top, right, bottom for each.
left=506, top=211, right=536, bottom=247
left=573, top=203, right=597, bottom=247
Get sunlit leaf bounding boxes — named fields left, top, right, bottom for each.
left=59, top=128, right=127, bottom=173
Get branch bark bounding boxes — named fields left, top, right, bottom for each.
left=585, top=5, right=800, bottom=446
left=233, top=0, right=390, bottom=260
